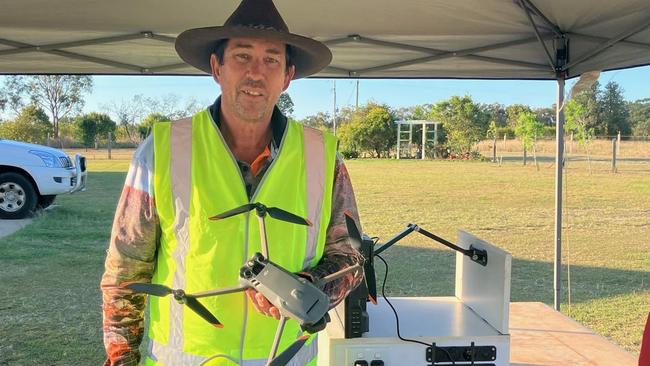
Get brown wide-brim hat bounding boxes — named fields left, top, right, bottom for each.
left=175, top=0, right=332, bottom=79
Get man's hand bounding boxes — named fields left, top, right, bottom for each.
left=245, top=288, right=281, bottom=320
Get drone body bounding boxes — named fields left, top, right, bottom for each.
left=240, top=253, right=330, bottom=327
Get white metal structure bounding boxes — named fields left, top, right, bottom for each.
left=395, top=120, right=440, bottom=159
left=0, top=139, right=86, bottom=219
left=2, top=0, right=649, bottom=310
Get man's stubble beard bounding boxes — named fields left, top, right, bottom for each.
left=234, top=98, right=269, bottom=123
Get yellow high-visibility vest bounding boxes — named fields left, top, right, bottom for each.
left=145, top=109, right=337, bottom=366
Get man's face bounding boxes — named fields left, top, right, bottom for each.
left=211, top=37, right=295, bottom=123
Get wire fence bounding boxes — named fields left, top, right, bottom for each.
left=476, top=136, right=650, bottom=173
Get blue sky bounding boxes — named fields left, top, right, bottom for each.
left=3, top=65, right=649, bottom=121
left=83, top=65, right=650, bottom=120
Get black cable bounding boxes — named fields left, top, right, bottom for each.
left=375, top=254, right=455, bottom=365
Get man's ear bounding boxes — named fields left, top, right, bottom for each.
left=282, top=65, right=296, bottom=91
left=210, top=54, right=221, bottom=84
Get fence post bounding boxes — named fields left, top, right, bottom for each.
left=492, top=135, right=497, bottom=163
left=421, top=123, right=426, bottom=160
left=433, top=123, right=438, bottom=159
left=617, top=131, right=621, bottom=156
left=108, top=132, right=112, bottom=160
left=611, top=138, right=617, bottom=173
left=396, top=123, right=401, bottom=159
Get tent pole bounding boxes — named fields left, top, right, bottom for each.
left=554, top=76, right=565, bottom=311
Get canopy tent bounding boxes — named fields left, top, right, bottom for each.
left=2, top=0, right=650, bottom=310
left=1, top=0, right=650, bottom=78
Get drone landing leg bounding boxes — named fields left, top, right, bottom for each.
left=267, top=315, right=288, bottom=365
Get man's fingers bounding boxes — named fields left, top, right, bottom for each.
left=246, top=289, right=264, bottom=313
left=246, top=289, right=280, bottom=319
left=269, top=306, right=281, bottom=320
left=255, top=292, right=272, bottom=308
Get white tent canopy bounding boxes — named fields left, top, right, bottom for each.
left=1, top=0, right=649, bottom=78
left=2, top=0, right=649, bottom=311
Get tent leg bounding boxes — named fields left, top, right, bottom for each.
left=554, top=77, right=565, bottom=311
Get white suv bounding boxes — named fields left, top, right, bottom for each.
left=0, top=139, right=87, bottom=219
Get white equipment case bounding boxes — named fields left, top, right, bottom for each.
left=318, top=231, right=512, bottom=366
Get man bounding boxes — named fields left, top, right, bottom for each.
left=100, top=0, right=364, bottom=365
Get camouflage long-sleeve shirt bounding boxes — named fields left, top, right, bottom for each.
left=100, top=115, right=364, bottom=365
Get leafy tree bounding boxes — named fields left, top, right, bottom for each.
left=300, top=111, right=331, bottom=130
left=94, top=113, right=117, bottom=142
left=565, top=99, right=596, bottom=172
left=2, top=75, right=93, bottom=142
left=353, top=104, right=395, bottom=158
left=570, top=80, right=603, bottom=134
left=74, top=113, right=116, bottom=148
left=75, top=117, right=98, bottom=148
left=534, top=106, right=555, bottom=125
left=431, top=95, right=490, bottom=155
left=505, top=104, right=532, bottom=128
left=515, top=111, right=545, bottom=169
left=338, top=103, right=395, bottom=158
left=628, top=98, right=650, bottom=136
left=57, top=116, right=78, bottom=144
left=484, top=103, right=508, bottom=127
left=600, top=81, right=630, bottom=136
left=0, top=105, right=52, bottom=143
left=487, top=120, right=499, bottom=162
left=336, top=122, right=358, bottom=155
left=515, top=112, right=545, bottom=151
left=138, top=113, right=170, bottom=140
left=277, top=92, right=294, bottom=117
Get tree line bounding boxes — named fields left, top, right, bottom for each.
left=0, top=76, right=205, bottom=148
left=292, top=80, right=650, bottom=158
left=1, top=76, right=649, bottom=157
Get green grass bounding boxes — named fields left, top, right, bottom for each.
left=0, top=156, right=648, bottom=364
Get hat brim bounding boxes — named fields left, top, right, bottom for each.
left=175, top=26, right=332, bottom=79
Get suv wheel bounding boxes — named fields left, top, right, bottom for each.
left=0, top=172, right=38, bottom=219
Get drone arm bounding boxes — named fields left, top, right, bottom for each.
left=191, top=284, right=250, bottom=299
left=415, top=227, right=488, bottom=266
left=373, top=223, right=418, bottom=255
left=315, top=263, right=362, bottom=288
left=256, top=212, right=271, bottom=260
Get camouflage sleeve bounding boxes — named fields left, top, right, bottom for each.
left=301, top=154, right=365, bottom=308
left=100, top=136, right=159, bottom=366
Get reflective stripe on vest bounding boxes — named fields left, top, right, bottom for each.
left=148, top=110, right=336, bottom=365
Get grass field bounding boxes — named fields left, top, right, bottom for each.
left=0, top=149, right=648, bottom=365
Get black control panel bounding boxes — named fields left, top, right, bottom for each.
left=426, top=343, right=497, bottom=364
left=343, top=235, right=374, bottom=338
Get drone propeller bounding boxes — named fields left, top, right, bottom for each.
left=344, top=211, right=377, bottom=305
left=209, top=203, right=311, bottom=226
left=127, top=282, right=172, bottom=297
left=268, top=335, right=310, bottom=366
left=209, top=203, right=257, bottom=220
left=126, top=283, right=223, bottom=328
left=267, top=206, right=312, bottom=226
